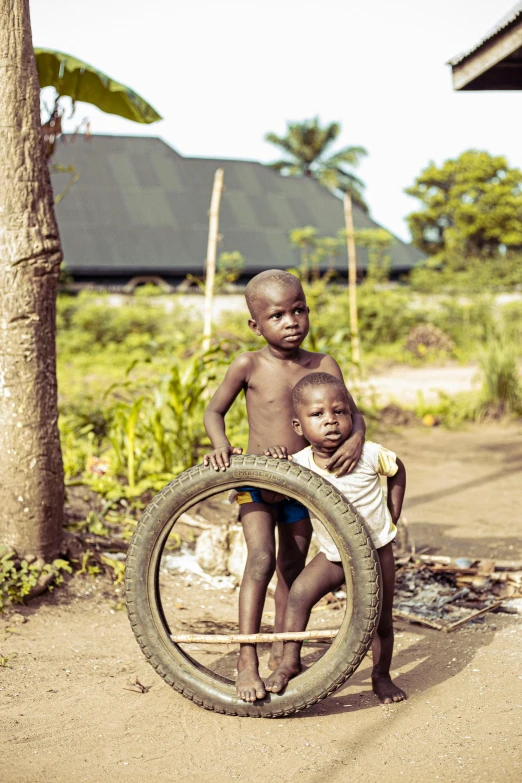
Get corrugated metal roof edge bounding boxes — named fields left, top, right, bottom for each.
left=448, top=2, right=522, bottom=66
left=66, top=133, right=267, bottom=167
left=56, top=133, right=425, bottom=264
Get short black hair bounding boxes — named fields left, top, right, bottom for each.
left=292, top=372, right=349, bottom=411
left=244, top=269, right=304, bottom=317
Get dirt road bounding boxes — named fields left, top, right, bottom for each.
left=1, top=424, right=521, bottom=783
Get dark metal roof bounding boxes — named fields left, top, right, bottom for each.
left=449, top=1, right=522, bottom=66
left=51, top=134, right=424, bottom=278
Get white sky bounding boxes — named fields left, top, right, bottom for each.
left=30, top=0, right=522, bottom=242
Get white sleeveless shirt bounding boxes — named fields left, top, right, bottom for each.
left=291, top=441, right=398, bottom=560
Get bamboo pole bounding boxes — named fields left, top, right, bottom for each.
left=170, top=629, right=339, bottom=644
left=202, top=168, right=224, bottom=352
left=343, top=192, right=361, bottom=379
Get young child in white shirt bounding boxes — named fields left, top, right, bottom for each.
left=264, top=372, right=407, bottom=704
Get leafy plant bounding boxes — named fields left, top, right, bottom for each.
left=0, top=549, right=73, bottom=611
left=100, top=555, right=125, bottom=585
left=0, top=652, right=17, bottom=668
left=476, top=338, right=522, bottom=417
left=108, top=396, right=145, bottom=489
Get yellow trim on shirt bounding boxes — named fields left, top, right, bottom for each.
left=377, top=445, right=398, bottom=477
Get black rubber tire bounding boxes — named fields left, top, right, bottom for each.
left=125, top=455, right=381, bottom=717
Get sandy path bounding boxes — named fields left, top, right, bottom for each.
left=362, top=364, right=481, bottom=405
left=1, top=425, right=522, bottom=782
left=2, top=593, right=520, bottom=783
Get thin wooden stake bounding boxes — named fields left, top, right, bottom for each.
left=202, top=168, right=224, bottom=353
left=170, top=629, right=339, bottom=644
left=343, top=192, right=360, bottom=379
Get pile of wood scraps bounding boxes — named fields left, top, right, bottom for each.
left=393, top=554, right=522, bottom=632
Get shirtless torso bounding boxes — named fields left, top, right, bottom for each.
left=204, top=346, right=357, bottom=456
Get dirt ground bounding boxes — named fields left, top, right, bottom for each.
left=1, top=423, right=522, bottom=783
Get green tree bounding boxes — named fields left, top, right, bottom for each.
left=351, top=228, right=394, bottom=284
left=266, top=118, right=368, bottom=210
left=406, top=150, right=522, bottom=266
left=289, top=226, right=318, bottom=282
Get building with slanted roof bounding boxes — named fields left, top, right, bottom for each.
left=51, top=134, right=424, bottom=288
left=449, top=2, right=522, bottom=90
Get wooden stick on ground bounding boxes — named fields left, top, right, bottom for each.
left=392, top=610, right=445, bottom=631
left=442, top=600, right=505, bottom=633
left=170, top=629, right=339, bottom=644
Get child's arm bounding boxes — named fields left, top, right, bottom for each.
left=321, top=356, right=366, bottom=476
left=203, top=354, right=250, bottom=471
left=387, top=458, right=406, bottom=524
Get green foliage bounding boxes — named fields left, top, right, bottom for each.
left=67, top=511, right=110, bottom=538
left=406, top=151, right=522, bottom=293
left=58, top=293, right=164, bottom=347
left=501, top=301, right=522, bottom=344
left=0, top=549, right=73, bottom=612
left=406, top=150, right=522, bottom=262
left=76, top=550, right=101, bottom=577
left=36, top=48, right=162, bottom=126
left=289, top=228, right=344, bottom=283
left=101, top=555, right=125, bottom=585
left=216, top=251, right=245, bottom=291
left=184, top=250, right=245, bottom=294
left=412, top=390, right=479, bottom=429
left=0, top=652, right=17, bottom=668
left=409, top=254, right=522, bottom=294
left=132, top=283, right=166, bottom=297
left=476, top=338, right=522, bottom=417
left=266, top=118, right=368, bottom=209
left=410, top=335, right=522, bottom=425
left=108, top=396, right=145, bottom=489
left=289, top=226, right=393, bottom=285
left=61, top=349, right=230, bottom=500
left=54, top=288, right=522, bottom=510
left=352, top=228, right=394, bottom=284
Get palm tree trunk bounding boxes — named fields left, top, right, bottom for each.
left=0, top=0, right=64, bottom=558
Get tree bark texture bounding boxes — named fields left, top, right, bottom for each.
left=0, top=0, right=64, bottom=558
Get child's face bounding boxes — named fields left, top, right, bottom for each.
left=248, top=284, right=309, bottom=349
left=293, top=385, right=353, bottom=452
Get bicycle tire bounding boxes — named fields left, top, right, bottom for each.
left=125, top=455, right=381, bottom=717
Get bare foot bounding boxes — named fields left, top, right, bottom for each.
left=236, top=664, right=266, bottom=702
left=268, top=641, right=284, bottom=671
left=372, top=674, right=407, bottom=704
left=265, top=661, right=301, bottom=693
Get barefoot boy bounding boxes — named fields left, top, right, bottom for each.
left=265, top=372, right=407, bottom=704
left=203, top=270, right=365, bottom=702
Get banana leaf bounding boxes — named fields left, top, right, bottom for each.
left=35, top=48, right=162, bottom=124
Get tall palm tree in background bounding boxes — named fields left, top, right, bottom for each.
left=265, top=118, right=369, bottom=211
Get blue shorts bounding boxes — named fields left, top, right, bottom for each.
left=235, top=486, right=309, bottom=525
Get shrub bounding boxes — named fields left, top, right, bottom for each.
left=476, top=338, right=522, bottom=417
left=404, top=324, right=454, bottom=359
